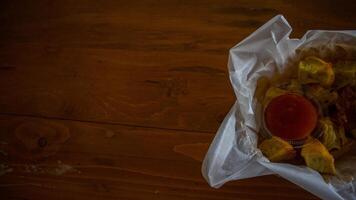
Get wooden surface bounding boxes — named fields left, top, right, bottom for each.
left=0, top=0, right=355, bottom=199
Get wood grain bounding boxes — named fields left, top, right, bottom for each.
left=1, top=0, right=355, bottom=132
left=0, top=115, right=317, bottom=200
left=0, top=0, right=355, bottom=199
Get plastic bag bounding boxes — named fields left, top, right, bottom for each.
left=202, top=15, right=356, bottom=200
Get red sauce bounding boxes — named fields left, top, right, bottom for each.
left=264, top=94, right=318, bottom=140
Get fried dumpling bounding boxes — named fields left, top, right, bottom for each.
left=301, top=139, right=336, bottom=174
left=304, top=84, right=338, bottom=110
left=259, top=136, right=296, bottom=162
left=319, top=118, right=340, bottom=151
left=298, top=56, right=334, bottom=87
left=285, top=79, right=303, bottom=95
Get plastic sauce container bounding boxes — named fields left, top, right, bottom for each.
left=262, top=93, right=321, bottom=147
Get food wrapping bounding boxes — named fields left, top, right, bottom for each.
left=202, top=15, right=356, bottom=200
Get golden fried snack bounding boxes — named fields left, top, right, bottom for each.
left=301, top=139, right=336, bottom=175
left=298, top=56, right=334, bottom=87
left=319, top=118, right=340, bottom=151
left=259, top=136, right=296, bottom=162
left=285, top=79, right=303, bottom=95
left=304, top=84, right=338, bottom=109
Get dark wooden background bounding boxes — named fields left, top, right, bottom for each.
left=0, top=0, right=355, bottom=199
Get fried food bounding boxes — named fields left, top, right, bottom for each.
left=304, top=84, right=338, bottom=110
left=336, top=86, right=356, bottom=132
left=259, top=136, right=296, bottom=162
left=319, top=118, right=340, bottom=151
left=258, top=55, right=355, bottom=176
left=298, top=56, right=334, bottom=87
left=285, top=79, right=303, bottom=95
left=301, top=139, right=336, bottom=175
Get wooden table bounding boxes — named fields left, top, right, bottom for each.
left=0, top=1, right=355, bottom=199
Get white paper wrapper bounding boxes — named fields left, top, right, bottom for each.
left=202, top=15, right=356, bottom=200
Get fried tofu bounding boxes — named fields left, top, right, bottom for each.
left=301, top=139, right=336, bottom=175
left=298, top=56, right=334, bottom=87
left=304, top=84, right=338, bottom=109
left=319, top=118, right=340, bottom=151
left=285, top=79, right=304, bottom=95
left=259, top=136, right=296, bottom=162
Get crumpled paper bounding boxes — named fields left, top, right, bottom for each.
left=202, top=15, right=356, bottom=200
